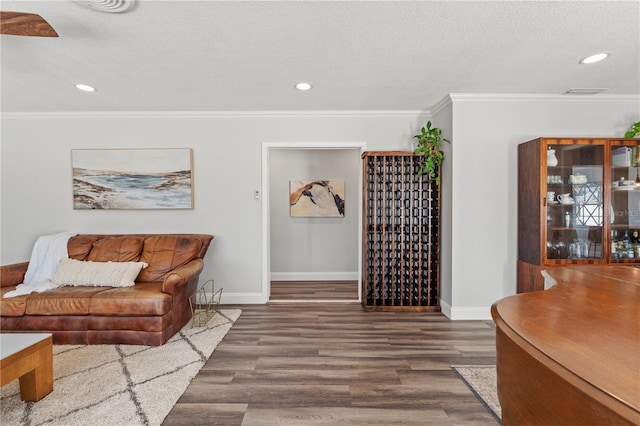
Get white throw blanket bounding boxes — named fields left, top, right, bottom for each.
left=3, top=231, right=77, bottom=298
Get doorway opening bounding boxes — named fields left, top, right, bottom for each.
left=261, top=142, right=366, bottom=303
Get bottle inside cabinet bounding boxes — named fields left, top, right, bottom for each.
left=545, top=143, right=604, bottom=260
left=609, top=143, right=640, bottom=261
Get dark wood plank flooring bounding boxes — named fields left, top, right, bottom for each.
left=164, top=302, right=497, bottom=425
left=270, top=280, right=358, bottom=301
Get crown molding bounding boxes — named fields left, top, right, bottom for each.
left=448, top=93, right=640, bottom=103
left=0, top=110, right=430, bottom=120
left=429, top=95, right=453, bottom=116
left=3, top=94, right=636, bottom=119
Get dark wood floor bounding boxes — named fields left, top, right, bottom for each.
left=164, top=301, right=498, bottom=425
left=270, top=280, right=359, bottom=301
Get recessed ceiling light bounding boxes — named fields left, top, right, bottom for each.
left=579, top=52, right=610, bottom=64
left=75, top=83, right=96, bottom=92
left=295, top=82, right=312, bottom=91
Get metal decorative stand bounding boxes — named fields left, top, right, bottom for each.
left=189, top=279, right=222, bottom=327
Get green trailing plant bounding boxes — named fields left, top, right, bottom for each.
left=413, top=120, right=450, bottom=185
left=624, top=121, right=640, bottom=138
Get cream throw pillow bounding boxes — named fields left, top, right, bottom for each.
left=52, top=258, right=148, bottom=288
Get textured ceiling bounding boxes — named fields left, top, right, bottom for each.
left=1, top=0, right=638, bottom=112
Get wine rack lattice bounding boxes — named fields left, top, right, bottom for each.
left=362, top=152, right=441, bottom=311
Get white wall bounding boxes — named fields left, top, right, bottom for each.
left=3, top=98, right=635, bottom=317
left=431, top=100, right=454, bottom=312
left=269, top=148, right=360, bottom=281
left=447, top=95, right=639, bottom=319
left=1, top=112, right=425, bottom=304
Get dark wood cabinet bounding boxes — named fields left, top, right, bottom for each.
left=361, top=151, right=440, bottom=311
left=517, top=138, right=640, bottom=293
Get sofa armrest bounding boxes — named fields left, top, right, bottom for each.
left=162, top=259, right=204, bottom=295
left=1, top=262, right=29, bottom=288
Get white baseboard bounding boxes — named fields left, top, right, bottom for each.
left=216, top=292, right=491, bottom=318
left=439, top=299, right=492, bottom=320
left=219, top=292, right=268, bottom=304
left=270, top=272, right=358, bottom=281
left=440, top=299, right=452, bottom=319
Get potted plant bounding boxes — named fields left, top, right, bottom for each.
left=624, top=121, right=640, bottom=138
left=413, top=120, right=450, bottom=185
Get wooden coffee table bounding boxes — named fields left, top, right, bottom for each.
left=0, top=333, right=53, bottom=401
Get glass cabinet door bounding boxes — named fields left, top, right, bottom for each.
left=609, top=141, right=640, bottom=261
left=545, top=143, right=604, bottom=261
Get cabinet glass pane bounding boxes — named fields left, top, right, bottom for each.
left=609, top=142, right=640, bottom=261
left=545, top=144, right=604, bottom=260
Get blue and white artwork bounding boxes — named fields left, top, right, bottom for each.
left=289, top=180, right=345, bottom=217
left=72, top=149, right=193, bottom=209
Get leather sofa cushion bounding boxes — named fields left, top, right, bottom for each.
left=22, top=283, right=170, bottom=316
left=25, top=287, right=110, bottom=315
left=0, top=286, right=27, bottom=316
left=67, top=235, right=98, bottom=260
left=138, top=236, right=202, bottom=282
left=90, top=282, right=171, bottom=316
left=87, top=236, right=145, bottom=262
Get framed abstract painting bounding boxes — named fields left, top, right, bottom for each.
left=289, top=180, right=345, bottom=217
left=71, top=148, right=193, bottom=209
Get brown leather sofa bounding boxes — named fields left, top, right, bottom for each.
left=0, top=234, right=213, bottom=346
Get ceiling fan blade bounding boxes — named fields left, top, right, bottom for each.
left=1, top=11, right=58, bottom=37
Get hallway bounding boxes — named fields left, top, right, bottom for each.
left=270, top=280, right=358, bottom=301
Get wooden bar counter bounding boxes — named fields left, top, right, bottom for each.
left=491, top=265, right=640, bottom=425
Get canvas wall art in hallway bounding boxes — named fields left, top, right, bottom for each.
left=71, top=148, right=193, bottom=209
left=289, top=180, right=345, bottom=217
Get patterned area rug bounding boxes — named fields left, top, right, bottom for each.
left=1, top=309, right=241, bottom=426
left=452, top=365, right=502, bottom=424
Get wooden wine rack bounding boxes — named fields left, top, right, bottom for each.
left=362, top=151, right=441, bottom=311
